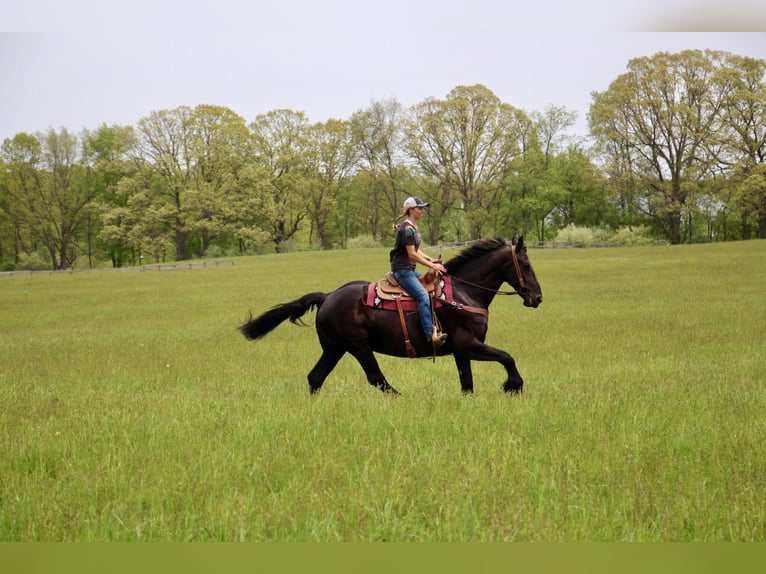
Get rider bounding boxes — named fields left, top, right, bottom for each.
left=390, top=196, right=448, bottom=347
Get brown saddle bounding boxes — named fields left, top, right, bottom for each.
left=373, top=269, right=444, bottom=359
left=375, top=269, right=443, bottom=301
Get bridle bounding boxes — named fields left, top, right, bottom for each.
left=510, top=241, right=526, bottom=292
left=449, top=242, right=526, bottom=297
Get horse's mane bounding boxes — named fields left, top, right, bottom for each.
left=444, top=237, right=509, bottom=276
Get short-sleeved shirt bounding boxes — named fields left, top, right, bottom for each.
left=389, top=220, right=421, bottom=271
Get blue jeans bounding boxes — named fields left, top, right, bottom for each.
left=393, top=269, right=433, bottom=338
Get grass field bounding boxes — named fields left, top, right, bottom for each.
left=1, top=240, right=764, bottom=541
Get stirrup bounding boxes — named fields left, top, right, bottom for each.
left=431, top=331, right=448, bottom=347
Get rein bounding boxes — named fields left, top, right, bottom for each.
left=449, top=275, right=519, bottom=296
left=448, top=243, right=525, bottom=296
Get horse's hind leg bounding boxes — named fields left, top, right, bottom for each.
left=349, top=347, right=399, bottom=395
left=307, top=348, right=345, bottom=394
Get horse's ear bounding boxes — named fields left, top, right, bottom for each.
left=513, top=236, right=524, bottom=250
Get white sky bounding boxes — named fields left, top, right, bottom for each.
left=2, top=1, right=765, bottom=143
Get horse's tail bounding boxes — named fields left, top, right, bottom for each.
left=240, top=292, right=327, bottom=341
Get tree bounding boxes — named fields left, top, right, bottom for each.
left=404, top=84, right=529, bottom=242
left=248, top=109, right=311, bottom=252
left=547, top=145, right=613, bottom=229
left=1, top=129, right=98, bottom=269
left=534, top=104, right=578, bottom=167
left=135, top=106, right=195, bottom=260
left=103, top=170, right=176, bottom=264
left=82, top=124, right=138, bottom=266
left=522, top=105, right=579, bottom=241
left=718, top=54, right=766, bottom=238
left=589, top=50, right=744, bottom=244
left=495, top=112, right=547, bottom=241
left=349, top=98, right=409, bottom=242
left=183, top=105, right=252, bottom=255
left=304, top=119, right=358, bottom=249
left=0, top=134, right=41, bottom=264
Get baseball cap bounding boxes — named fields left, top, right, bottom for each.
left=403, top=196, right=430, bottom=209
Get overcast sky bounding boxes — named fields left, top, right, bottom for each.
left=2, top=1, right=766, bottom=143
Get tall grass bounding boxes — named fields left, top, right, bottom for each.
left=1, top=241, right=764, bottom=541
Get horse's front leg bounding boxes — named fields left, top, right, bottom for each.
left=469, top=342, right=524, bottom=394
left=454, top=355, right=474, bottom=394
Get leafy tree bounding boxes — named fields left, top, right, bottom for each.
left=82, top=124, right=138, bottom=266
left=524, top=105, right=579, bottom=240
left=135, top=106, right=195, bottom=260
left=128, top=105, right=259, bottom=260
left=304, top=118, right=358, bottom=249
left=590, top=50, right=746, bottom=244
left=534, top=104, right=578, bottom=167
left=404, top=84, right=529, bottom=242
left=726, top=163, right=766, bottom=239
left=1, top=129, right=97, bottom=269
left=231, top=164, right=280, bottom=251
left=98, top=166, right=176, bottom=264
left=495, top=116, right=545, bottom=240
left=248, top=109, right=311, bottom=252
left=718, top=54, right=766, bottom=238
left=0, top=137, right=40, bottom=264
left=548, top=145, right=614, bottom=229
left=338, top=171, right=378, bottom=246
left=183, top=105, right=252, bottom=255
left=349, top=98, right=409, bottom=242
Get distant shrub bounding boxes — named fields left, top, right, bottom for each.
left=555, top=225, right=594, bottom=247
left=17, top=252, right=50, bottom=271
left=591, top=227, right=613, bottom=244
left=1, top=261, right=16, bottom=271
left=346, top=235, right=383, bottom=249
left=205, top=245, right=225, bottom=259
left=609, top=226, right=654, bottom=246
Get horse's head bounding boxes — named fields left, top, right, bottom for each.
left=508, top=237, right=543, bottom=308
left=444, top=237, right=543, bottom=309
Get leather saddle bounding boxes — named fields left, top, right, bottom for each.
left=375, top=269, right=443, bottom=301
left=373, top=269, right=446, bottom=359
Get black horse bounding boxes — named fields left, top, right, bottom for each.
left=240, top=237, right=543, bottom=394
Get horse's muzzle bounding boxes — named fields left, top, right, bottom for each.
left=523, top=293, right=543, bottom=308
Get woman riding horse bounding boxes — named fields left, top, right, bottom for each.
left=240, top=237, right=543, bottom=395
left=389, top=196, right=448, bottom=348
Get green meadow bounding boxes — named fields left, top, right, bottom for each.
left=1, top=241, right=764, bottom=541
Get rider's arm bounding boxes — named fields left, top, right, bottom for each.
left=406, top=244, right=446, bottom=273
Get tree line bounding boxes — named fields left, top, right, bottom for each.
left=1, top=49, right=764, bottom=270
